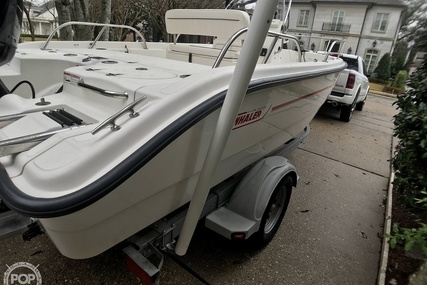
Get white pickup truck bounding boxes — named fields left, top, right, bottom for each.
left=326, top=54, right=370, bottom=122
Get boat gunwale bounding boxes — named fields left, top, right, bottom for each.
left=0, top=62, right=345, bottom=218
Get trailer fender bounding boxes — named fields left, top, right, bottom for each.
left=205, top=156, right=297, bottom=240
left=229, top=156, right=296, bottom=221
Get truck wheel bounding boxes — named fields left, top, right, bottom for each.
left=340, top=104, right=353, bottom=122
left=356, top=94, right=367, bottom=111
left=251, top=176, right=293, bottom=247
left=340, top=90, right=360, bottom=122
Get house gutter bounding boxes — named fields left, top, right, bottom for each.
left=310, top=2, right=317, bottom=48
left=391, top=8, right=406, bottom=55
left=355, top=3, right=373, bottom=55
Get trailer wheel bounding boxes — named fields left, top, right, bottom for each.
left=251, top=175, right=293, bottom=247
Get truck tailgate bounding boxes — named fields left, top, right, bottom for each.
left=332, top=69, right=350, bottom=95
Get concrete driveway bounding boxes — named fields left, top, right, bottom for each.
left=0, top=94, right=398, bottom=285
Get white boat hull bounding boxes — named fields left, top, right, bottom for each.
left=42, top=72, right=338, bottom=258
left=0, top=9, right=346, bottom=259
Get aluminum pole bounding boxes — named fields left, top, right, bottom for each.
left=175, top=0, right=281, bottom=256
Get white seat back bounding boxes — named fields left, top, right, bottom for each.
left=165, top=9, right=250, bottom=44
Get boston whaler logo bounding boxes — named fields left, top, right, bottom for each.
left=64, top=71, right=81, bottom=86
left=233, top=106, right=268, bottom=129
left=3, top=262, right=42, bottom=285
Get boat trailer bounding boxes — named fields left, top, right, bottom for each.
left=0, top=126, right=308, bottom=284
left=120, top=127, right=308, bottom=284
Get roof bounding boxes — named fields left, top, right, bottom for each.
left=25, top=0, right=55, bottom=15
left=291, top=0, right=406, bottom=7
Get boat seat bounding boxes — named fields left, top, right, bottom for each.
left=166, top=43, right=240, bottom=65
left=165, top=9, right=250, bottom=65
left=165, top=9, right=249, bottom=43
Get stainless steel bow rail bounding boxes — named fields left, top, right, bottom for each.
left=212, top=28, right=342, bottom=68
left=91, top=96, right=147, bottom=135
left=41, top=21, right=148, bottom=50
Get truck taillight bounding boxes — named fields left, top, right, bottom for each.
left=346, top=73, right=356, bottom=89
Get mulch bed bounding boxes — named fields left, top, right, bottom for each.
left=385, top=187, right=426, bottom=284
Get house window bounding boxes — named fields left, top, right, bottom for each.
left=324, top=40, right=340, bottom=52
left=331, top=10, right=345, bottom=31
left=372, top=13, right=389, bottom=32
left=298, top=10, right=310, bottom=27
left=364, top=49, right=379, bottom=75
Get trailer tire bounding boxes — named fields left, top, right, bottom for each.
left=251, top=175, right=293, bottom=247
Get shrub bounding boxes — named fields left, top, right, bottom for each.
left=392, top=70, right=407, bottom=89
left=383, top=85, right=404, bottom=94
left=390, top=56, right=427, bottom=255
left=374, top=53, right=391, bottom=81
left=388, top=223, right=427, bottom=256
left=393, top=56, right=427, bottom=208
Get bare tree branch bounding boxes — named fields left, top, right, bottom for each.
left=23, top=2, right=36, bottom=41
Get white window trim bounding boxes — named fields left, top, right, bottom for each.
left=372, top=13, right=389, bottom=33
left=364, top=49, right=379, bottom=74
left=331, top=10, right=345, bottom=32
left=297, top=10, right=310, bottom=27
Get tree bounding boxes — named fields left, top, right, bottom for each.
left=22, top=1, right=36, bottom=41
left=374, top=53, right=391, bottom=80
left=41, top=0, right=59, bottom=35
left=88, top=0, right=111, bottom=40
left=53, top=0, right=225, bottom=42
left=138, top=0, right=225, bottom=42
left=101, top=0, right=225, bottom=42
left=399, top=0, right=427, bottom=44
left=391, top=40, right=408, bottom=77
left=71, top=0, right=91, bottom=40
left=55, top=0, right=72, bottom=40
left=99, top=0, right=111, bottom=41
left=54, top=0, right=91, bottom=41
left=399, top=0, right=427, bottom=66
